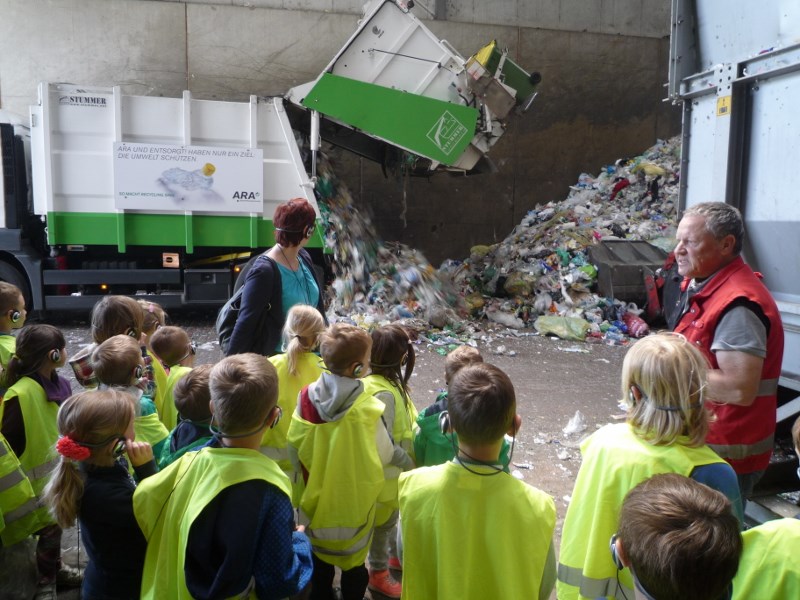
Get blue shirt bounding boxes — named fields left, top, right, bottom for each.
left=275, top=261, right=320, bottom=351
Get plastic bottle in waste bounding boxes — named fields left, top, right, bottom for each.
left=621, top=312, right=650, bottom=338
left=603, top=329, right=626, bottom=346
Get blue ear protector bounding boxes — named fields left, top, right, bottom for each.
left=610, top=534, right=624, bottom=570
left=9, top=309, right=21, bottom=323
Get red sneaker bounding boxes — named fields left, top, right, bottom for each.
left=368, top=569, right=402, bottom=599
left=388, top=556, right=403, bottom=571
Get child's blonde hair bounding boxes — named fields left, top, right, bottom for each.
left=210, top=354, right=278, bottom=436
left=283, top=305, right=325, bottom=376
left=445, top=345, right=483, bottom=385
left=137, top=300, right=167, bottom=335
left=174, top=364, right=213, bottom=422
left=150, top=326, right=191, bottom=367
left=91, top=296, right=144, bottom=343
left=43, top=389, right=135, bottom=527
left=622, top=332, right=710, bottom=447
left=319, top=323, right=371, bottom=377
left=92, top=335, right=142, bottom=386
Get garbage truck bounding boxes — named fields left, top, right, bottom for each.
left=0, top=0, right=539, bottom=312
left=668, top=0, right=800, bottom=517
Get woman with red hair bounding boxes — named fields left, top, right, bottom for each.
left=226, top=198, right=326, bottom=356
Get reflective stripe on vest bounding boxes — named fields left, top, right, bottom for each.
left=557, top=563, right=631, bottom=600
left=757, top=377, right=779, bottom=396
left=708, top=432, right=775, bottom=461
left=288, top=389, right=385, bottom=569
left=263, top=353, right=324, bottom=472
left=0, top=433, right=42, bottom=545
left=3, top=378, right=59, bottom=497
left=25, top=458, right=59, bottom=483
left=0, top=468, right=25, bottom=493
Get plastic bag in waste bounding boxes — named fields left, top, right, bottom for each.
left=534, top=316, right=590, bottom=341
left=563, top=410, right=588, bottom=435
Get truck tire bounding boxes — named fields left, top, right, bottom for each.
left=0, top=261, right=33, bottom=309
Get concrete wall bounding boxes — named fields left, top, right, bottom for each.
left=0, top=0, right=679, bottom=264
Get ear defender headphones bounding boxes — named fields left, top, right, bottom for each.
left=439, top=410, right=451, bottom=435
left=270, top=406, right=283, bottom=429
left=49, top=349, right=61, bottom=363
left=133, top=364, right=144, bottom=380
left=9, top=309, right=21, bottom=323
left=275, top=223, right=316, bottom=238
left=126, top=328, right=138, bottom=339
left=610, top=534, right=624, bottom=570
left=371, top=352, right=409, bottom=369
left=352, top=363, right=364, bottom=378
left=629, top=386, right=639, bottom=406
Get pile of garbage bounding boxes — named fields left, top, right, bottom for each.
left=439, top=136, right=681, bottom=344
left=316, top=136, right=681, bottom=344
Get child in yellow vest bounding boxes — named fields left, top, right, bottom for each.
left=288, top=323, right=393, bottom=600
left=134, top=353, right=313, bottom=599
left=137, top=300, right=169, bottom=424
left=43, top=389, right=157, bottom=600
left=398, top=362, right=557, bottom=600
left=91, top=335, right=169, bottom=459
left=265, top=305, right=325, bottom=488
left=157, top=364, right=213, bottom=469
left=557, top=333, right=744, bottom=600
left=149, top=325, right=195, bottom=431
left=0, top=281, right=27, bottom=391
left=361, top=324, right=418, bottom=598
left=613, top=473, right=741, bottom=600
left=0, top=324, right=75, bottom=595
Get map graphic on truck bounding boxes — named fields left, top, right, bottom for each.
left=114, top=142, right=264, bottom=213
left=158, top=163, right=222, bottom=204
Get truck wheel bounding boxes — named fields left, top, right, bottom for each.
left=0, top=262, right=33, bottom=309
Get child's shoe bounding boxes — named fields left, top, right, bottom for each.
left=388, top=556, right=403, bottom=571
left=56, top=563, right=83, bottom=587
left=368, top=569, right=401, bottom=599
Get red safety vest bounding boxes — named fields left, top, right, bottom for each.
left=674, top=256, right=783, bottom=473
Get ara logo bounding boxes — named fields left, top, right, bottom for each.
left=58, top=95, right=108, bottom=107
left=232, top=191, right=260, bottom=201
left=372, top=25, right=384, bottom=38
left=426, top=111, right=468, bottom=156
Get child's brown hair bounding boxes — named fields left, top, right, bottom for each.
left=370, top=324, right=414, bottom=399
left=448, top=363, right=516, bottom=446
left=90, top=296, right=144, bottom=343
left=210, top=353, right=278, bottom=436
left=43, top=389, right=135, bottom=527
left=137, top=300, right=167, bottom=335
left=319, top=323, right=371, bottom=377
left=6, top=324, right=65, bottom=386
left=150, top=326, right=191, bottom=367
left=0, top=281, right=23, bottom=315
left=444, top=345, right=483, bottom=385
left=92, top=335, right=142, bottom=387
left=174, top=364, right=212, bottom=422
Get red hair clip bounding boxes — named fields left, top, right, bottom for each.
left=56, top=436, right=92, bottom=461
